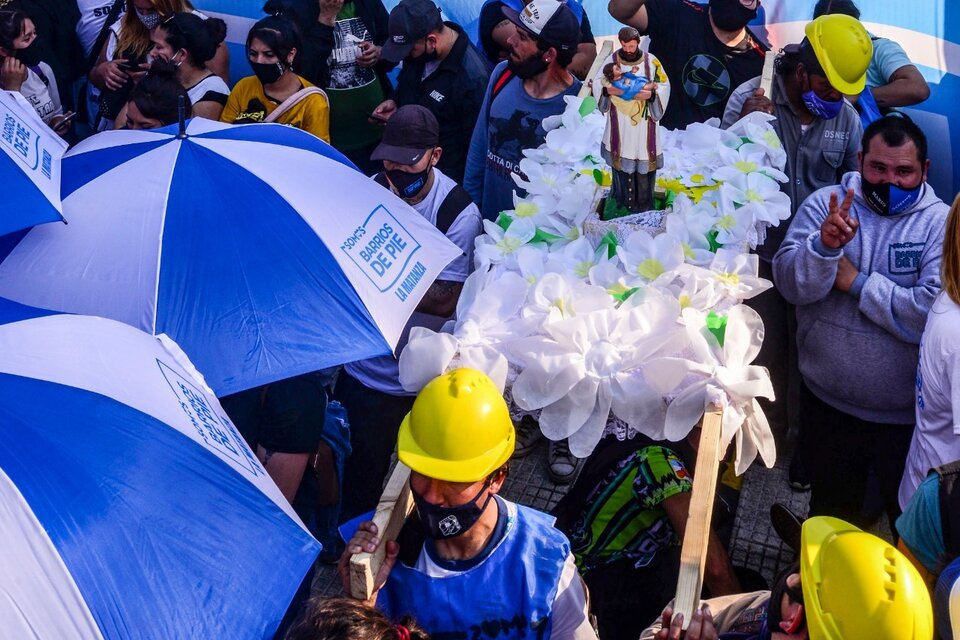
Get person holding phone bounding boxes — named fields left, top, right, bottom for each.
left=0, top=9, right=73, bottom=136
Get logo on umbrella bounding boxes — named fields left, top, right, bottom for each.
left=340, top=205, right=423, bottom=292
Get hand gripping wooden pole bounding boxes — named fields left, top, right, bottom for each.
left=673, top=405, right=724, bottom=629
left=349, top=462, right=415, bottom=601
left=577, top=40, right=615, bottom=99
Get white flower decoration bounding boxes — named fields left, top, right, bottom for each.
left=616, top=230, right=685, bottom=286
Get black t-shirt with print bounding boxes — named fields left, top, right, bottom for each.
left=646, top=0, right=767, bottom=130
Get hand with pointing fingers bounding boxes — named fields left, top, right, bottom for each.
left=820, top=188, right=859, bottom=250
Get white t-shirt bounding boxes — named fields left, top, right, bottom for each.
left=899, top=292, right=960, bottom=509
left=76, top=0, right=125, bottom=57
left=346, top=168, right=482, bottom=395
left=412, top=499, right=598, bottom=640
left=186, top=73, right=229, bottom=106
left=19, top=62, right=62, bottom=124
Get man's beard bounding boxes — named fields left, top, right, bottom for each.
left=618, top=47, right=642, bottom=63
left=508, top=52, right=549, bottom=79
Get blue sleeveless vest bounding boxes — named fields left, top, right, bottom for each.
left=378, top=501, right=571, bottom=639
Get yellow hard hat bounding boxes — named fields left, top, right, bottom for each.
left=804, top=14, right=873, bottom=95
left=397, top=368, right=515, bottom=483
left=800, top=516, right=933, bottom=640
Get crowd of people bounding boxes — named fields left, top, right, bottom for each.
left=5, top=0, right=960, bottom=637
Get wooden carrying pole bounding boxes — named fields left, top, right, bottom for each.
left=349, top=462, right=415, bottom=601
left=759, top=50, right=777, bottom=97
left=578, top=39, right=615, bottom=99
left=673, top=405, right=725, bottom=629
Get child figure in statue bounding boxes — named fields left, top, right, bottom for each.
left=596, top=27, right=670, bottom=218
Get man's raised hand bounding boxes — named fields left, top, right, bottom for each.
left=820, top=188, right=858, bottom=250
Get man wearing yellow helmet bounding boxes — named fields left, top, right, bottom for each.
left=641, top=516, right=934, bottom=640
left=338, top=368, right=598, bottom=639
left=721, top=14, right=870, bottom=493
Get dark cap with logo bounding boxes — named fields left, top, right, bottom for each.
left=501, top=0, right=579, bottom=53
left=371, top=105, right=440, bottom=165
left=381, top=0, right=444, bottom=63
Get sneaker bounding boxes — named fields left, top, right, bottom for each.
left=769, top=502, right=803, bottom=552
left=512, top=415, right=544, bottom=459
left=788, top=454, right=811, bottom=492
left=548, top=439, right=581, bottom=484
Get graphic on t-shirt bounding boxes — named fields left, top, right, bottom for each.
left=681, top=54, right=732, bottom=107
left=328, top=17, right=376, bottom=90
left=486, top=110, right=542, bottom=179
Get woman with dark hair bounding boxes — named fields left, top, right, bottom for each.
left=220, top=13, right=330, bottom=142
left=118, top=58, right=191, bottom=129
left=0, top=9, right=72, bottom=134
left=150, top=12, right=228, bottom=120
left=285, top=597, right=430, bottom=640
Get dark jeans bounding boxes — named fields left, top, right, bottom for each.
left=335, top=371, right=415, bottom=523
left=803, top=382, right=913, bottom=532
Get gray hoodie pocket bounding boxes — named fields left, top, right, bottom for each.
left=798, top=317, right=916, bottom=413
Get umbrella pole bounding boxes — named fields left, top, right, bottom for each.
left=177, top=95, right=186, bottom=139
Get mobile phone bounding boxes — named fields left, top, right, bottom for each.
left=368, top=111, right=389, bottom=123
left=58, top=112, right=77, bottom=125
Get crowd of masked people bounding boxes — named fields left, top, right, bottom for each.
left=8, top=0, right=960, bottom=637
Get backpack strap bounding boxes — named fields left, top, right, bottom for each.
left=936, top=461, right=960, bottom=555
left=484, top=66, right=514, bottom=123
left=434, top=184, right=474, bottom=235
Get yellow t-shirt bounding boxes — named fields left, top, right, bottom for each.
left=220, top=75, right=330, bottom=143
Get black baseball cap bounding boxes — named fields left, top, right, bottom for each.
left=381, top=0, right=444, bottom=63
left=502, top=0, right=579, bottom=54
left=371, top=105, right=440, bottom=165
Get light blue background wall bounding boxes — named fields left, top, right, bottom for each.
left=199, top=0, right=960, bottom=200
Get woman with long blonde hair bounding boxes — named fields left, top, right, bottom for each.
left=87, top=0, right=228, bottom=129
left=898, top=193, right=960, bottom=509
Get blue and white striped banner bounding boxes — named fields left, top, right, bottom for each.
left=199, top=0, right=960, bottom=202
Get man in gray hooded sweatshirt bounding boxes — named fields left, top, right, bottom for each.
left=773, top=114, right=949, bottom=530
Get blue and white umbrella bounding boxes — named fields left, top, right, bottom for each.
left=0, top=90, right=66, bottom=236
left=0, top=118, right=460, bottom=396
left=0, top=296, right=319, bottom=639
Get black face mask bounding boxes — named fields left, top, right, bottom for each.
left=709, top=0, right=760, bottom=32
left=508, top=52, right=550, bottom=79
left=250, top=60, right=284, bottom=85
left=412, top=482, right=493, bottom=539
left=767, top=562, right=805, bottom=635
left=408, top=40, right=439, bottom=64
left=861, top=176, right=924, bottom=217
left=15, top=41, right=42, bottom=67
left=386, top=165, right=430, bottom=199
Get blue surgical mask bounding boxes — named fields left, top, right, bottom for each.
left=862, top=177, right=923, bottom=216
left=802, top=90, right=844, bottom=120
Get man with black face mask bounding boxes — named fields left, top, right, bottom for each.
left=608, top=0, right=768, bottom=130
left=773, top=114, right=950, bottom=532
left=337, top=105, right=482, bottom=525
left=370, top=0, right=490, bottom=184
left=339, top=368, right=598, bottom=639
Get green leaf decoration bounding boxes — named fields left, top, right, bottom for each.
left=579, top=95, right=597, bottom=117
left=706, top=311, right=728, bottom=347
left=532, top=228, right=561, bottom=244
left=613, top=286, right=641, bottom=303
left=496, top=211, right=513, bottom=231
left=593, top=168, right=604, bottom=185
left=706, top=229, right=722, bottom=252
left=598, top=231, right=619, bottom=259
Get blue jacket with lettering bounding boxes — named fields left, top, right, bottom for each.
left=772, top=171, right=949, bottom=424
left=377, top=501, right=570, bottom=639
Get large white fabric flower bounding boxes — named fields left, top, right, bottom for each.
left=474, top=218, right=538, bottom=271
left=522, top=272, right=615, bottom=325
left=718, top=172, right=791, bottom=227
left=714, top=143, right=788, bottom=184
left=616, top=230, right=685, bottom=286
left=508, top=289, right=689, bottom=456
left=708, top=249, right=772, bottom=301
left=727, top=111, right=788, bottom=170
left=655, top=304, right=776, bottom=473
left=666, top=212, right=715, bottom=266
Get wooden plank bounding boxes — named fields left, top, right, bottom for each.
left=578, top=39, right=615, bottom=99
left=673, top=406, right=724, bottom=629
left=349, top=462, right=414, bottom=601
left=759, top=50, right=777, bottom=98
